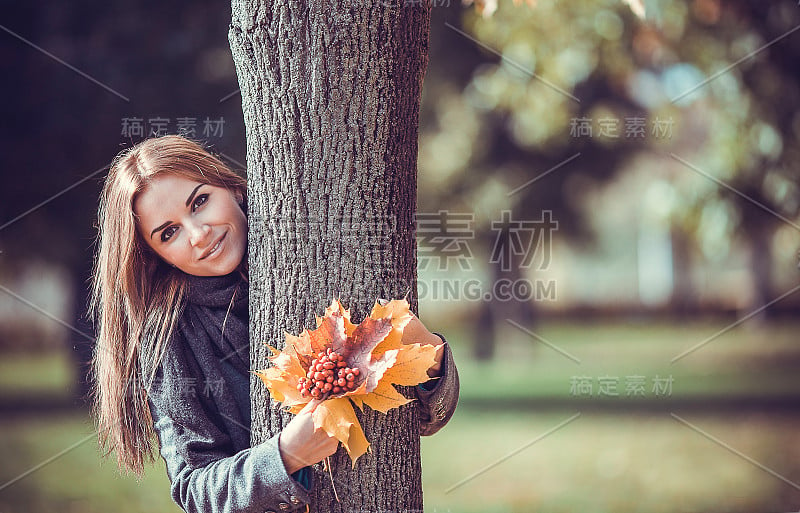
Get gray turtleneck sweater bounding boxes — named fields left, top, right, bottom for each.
left=145, top=271, right=460, bottom=513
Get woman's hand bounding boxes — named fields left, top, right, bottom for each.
left=401, top=313, right=445, bottom=378
left=278, top=401, right=339, bottom=474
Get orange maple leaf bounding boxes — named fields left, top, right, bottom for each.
left=253, top=298, right=438, bottom=466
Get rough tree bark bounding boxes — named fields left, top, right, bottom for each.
left=229, top=1, right=431, bottom=511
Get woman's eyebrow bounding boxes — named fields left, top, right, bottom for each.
left=149, top=183, right=207, bottom=239
left=150, top=221, right=171, bottom=239
left=185, top=183, right=205, bottom=207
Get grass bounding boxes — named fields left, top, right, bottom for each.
left=421, top=408, right=800, bottom=513
left=0, top=414, right=180, bottom=513
left=1, top=319, right=799, bottom=512
left=0, top=351, right=74, bottom=397
left=445, top=318, right=800, bottom=402
left=1, top=409, right=798, bottom=513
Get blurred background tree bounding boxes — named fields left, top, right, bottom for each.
left=1, top=1, right=799, bottom=511
left=0, top=0, right=246, bottom=401
left=417, top=0, right=800, bottom=359
left=2, top=0, right=798, bottom=387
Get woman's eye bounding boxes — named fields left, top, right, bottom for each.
left=161, top=226, right=178, bottom=242
left=192, top=194, right=209, bottom=211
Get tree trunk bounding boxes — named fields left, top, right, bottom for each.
left=229, top=1, right=431, bottom=511
left=69, top=262, right=95, bottom=406
left=669, top=225, right=695, bottom=316
left=741, top=207, right=774, bottom=323
left=473, top=223, right=538, bottom=361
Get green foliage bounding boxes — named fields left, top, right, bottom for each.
left=422, top=0, right=800, bottom=265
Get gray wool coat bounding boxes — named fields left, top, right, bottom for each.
left=145, top=272, right=460, bottom=513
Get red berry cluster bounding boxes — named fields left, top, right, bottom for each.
left=297, top=348, right=361, bottom=399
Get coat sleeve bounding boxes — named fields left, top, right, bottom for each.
left=415, top=334, right=460, bottom=436
left=146, top=336, right=312, bottom=513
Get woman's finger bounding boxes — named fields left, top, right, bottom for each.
left=298, top=399, right=319, bottom=415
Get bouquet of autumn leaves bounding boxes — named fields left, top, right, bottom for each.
left=253, top=299, right=438, bottom=466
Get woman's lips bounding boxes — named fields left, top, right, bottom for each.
left=200, top=232, right=226, bottom=260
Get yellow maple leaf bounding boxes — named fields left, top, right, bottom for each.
left=253, top=298, right=437, bottom=466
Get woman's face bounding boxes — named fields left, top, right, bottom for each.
left=133, top=174, right=247, bottom=277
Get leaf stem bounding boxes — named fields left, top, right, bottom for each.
left=325, top=456, right=340, bottom=502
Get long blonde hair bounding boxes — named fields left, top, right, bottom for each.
left=89, top=135, right=247, bottom=476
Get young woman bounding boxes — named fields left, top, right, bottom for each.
left=89, top=135, right=459, bottom=513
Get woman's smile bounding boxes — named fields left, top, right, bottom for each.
left=133, top=174, right=247, bottom=276
left=200, top=231, right=226, bottom=261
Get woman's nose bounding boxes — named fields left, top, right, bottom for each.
left=188, top=222, right=212, bottom=247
